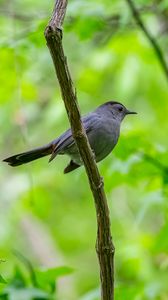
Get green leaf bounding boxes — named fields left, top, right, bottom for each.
left=9, top=266, right=26, bottom=288
left=36, top=266, right=74, bottom=287
left=0, top=275, right=7, bottom=284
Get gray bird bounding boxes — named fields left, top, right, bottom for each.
left=3, top=101, right=137, bottom=173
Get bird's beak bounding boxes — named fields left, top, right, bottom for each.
left=126, top=109, right=137, bottom=115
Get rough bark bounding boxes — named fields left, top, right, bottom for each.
left=44, top=0, right=115, bottom=299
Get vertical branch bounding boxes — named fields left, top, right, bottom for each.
left=126, top=0, right=168, bottom=81
left=44, top=1, right=115, bottom=299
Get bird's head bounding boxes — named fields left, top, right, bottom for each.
left=97, top=101, right=137, bottom=122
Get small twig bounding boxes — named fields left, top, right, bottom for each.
left=126, top=0, right=168, bottom=81
left=44, top=1, right=115, bottom=299
left=13, top=249, right=38, bottom=287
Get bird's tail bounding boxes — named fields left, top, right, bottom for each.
left=3, top=143, right=53, bottom=167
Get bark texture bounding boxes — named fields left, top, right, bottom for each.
left=45, top=1, right=115, bottom=299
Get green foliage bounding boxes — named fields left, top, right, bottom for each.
left=0, top=275, right=7, bottom=284
left=0, top=256, right=73, bottom=300
left=36, top=266, right=74, bottom=290
left=1, top=0, right=168, bottom=299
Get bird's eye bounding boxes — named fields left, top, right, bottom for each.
left=118, top=107, right=123, bottom=112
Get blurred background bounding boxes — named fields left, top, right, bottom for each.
left=1, top=0, right=168, bottom=299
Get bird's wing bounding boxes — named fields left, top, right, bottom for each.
left=49, top=113, right=99, bottom=162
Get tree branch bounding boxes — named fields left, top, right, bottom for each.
left=44, top=1, right=114, bottom=299
left=125, top=0, right=168, bottom=81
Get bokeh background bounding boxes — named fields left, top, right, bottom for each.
left=1, top=0, right=168, bottom=299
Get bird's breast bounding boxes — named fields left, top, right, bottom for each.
left=88, top=118, right=120, bottom=162
left=63, top=116, right=120, bottom=165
